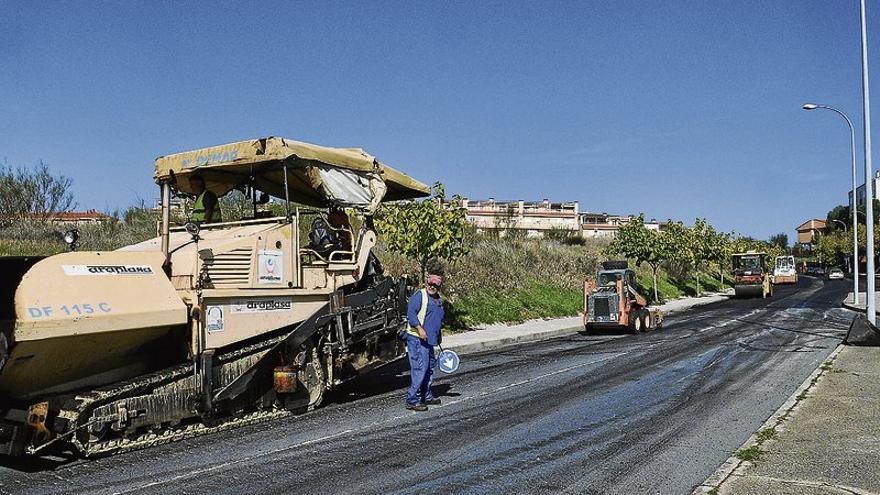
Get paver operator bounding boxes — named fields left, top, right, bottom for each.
left=189, top=174, right=222, bottom=224
left=404, top=272, right=445, bottom=411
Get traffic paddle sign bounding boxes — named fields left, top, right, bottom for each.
left=437, top=348, right=460, bottom=373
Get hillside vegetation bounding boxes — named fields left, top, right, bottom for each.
left=1, top=163, right=740, bottom=331
left=379, top=236, right=731, bottom=329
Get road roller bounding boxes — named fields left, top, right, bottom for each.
left=0, top=137, right=430, bottom=457
left=732, top=251, right=773, bottom=298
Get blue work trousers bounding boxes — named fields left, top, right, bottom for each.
left=406, top=334, right=436, bottom=405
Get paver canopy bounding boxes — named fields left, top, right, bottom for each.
left=154, top=136, right=431, bottom=213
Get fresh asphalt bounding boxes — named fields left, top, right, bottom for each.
left=0, top=276, right=852, bottom=495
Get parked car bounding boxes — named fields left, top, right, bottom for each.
left=828, top=268, right=845, bottom=280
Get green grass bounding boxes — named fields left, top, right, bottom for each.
left=635, top=268, right=732, bottom=303
left=447, top=283, right=582, bottom=330
left=735, top=445, right=762, bottom=462
left=636, top=270, right=684, bottom=301
left=755, top=427, right=777, bottom=442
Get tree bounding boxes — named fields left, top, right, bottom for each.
left=0, top=161, right=75, bottom=225
left=706, top=227, right=732, bottom=288
left=661, top=219, right=693, bottom=279
left=377, top=182, right=469, bottom=278
left=768, top=232, right=789, bottom=251
left=826, top=205, right=851, bottom=230
left=815, top=231, right=851, bottom=268
left=687, top=218, right=718, bottom=297
left=607, top=214, right=672, bottom=302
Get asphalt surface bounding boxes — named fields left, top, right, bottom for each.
left=0, top=276, right=852, bottom=495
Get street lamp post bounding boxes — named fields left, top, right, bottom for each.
left=803, top=103, right=859, bottom=305
left=860, top=0, right=876, bottom=323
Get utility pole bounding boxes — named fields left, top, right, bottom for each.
left=860, top=0, right=876, bottom=323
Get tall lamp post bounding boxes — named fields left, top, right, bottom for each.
left=803, top=103, right=859, bottom=305
left=860, top=0, right=876, bottom=323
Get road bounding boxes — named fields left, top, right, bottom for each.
left=0, top=276, right=852, bottom=495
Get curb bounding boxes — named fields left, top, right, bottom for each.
left=444, top=325, right=584, bottom=355
left=841, top=300, right=877, bottom=315
left=445, top=294, right=730, bottom=356
left=692, top=344, right=845, bottom=494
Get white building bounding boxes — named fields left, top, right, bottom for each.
left=461, top=198, right=579, bottom=237
left=580, top=212, right=663, bottom=239
left=848, top=171, right=880, bottom=210
left=460, top=198, right=663, bottom=239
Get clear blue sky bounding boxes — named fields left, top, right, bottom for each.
left=0, top=1, right=876, bottom=240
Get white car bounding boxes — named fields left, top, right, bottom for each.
left=828, top=268, right=844, bottom=280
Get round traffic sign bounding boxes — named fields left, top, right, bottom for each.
left=437, top=349, right=460, bottom=373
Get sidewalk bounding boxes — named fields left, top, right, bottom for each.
left=697, top=345, right=880, bottom=495
left=442, top=290, right=732, bottom=355
left=843, top=291, right=879, bottom=314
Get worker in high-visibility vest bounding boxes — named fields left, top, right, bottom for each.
left=404, top=273, right=445, bottom=411
left=188, top=175, right=221, bottom=224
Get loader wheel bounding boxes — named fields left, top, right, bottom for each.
left=641, top=309, right=653, bottom=331
left=628, top=313, right=642, bottom=334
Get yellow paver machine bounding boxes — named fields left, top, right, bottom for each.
left=0, top=137, right=430, bottom=457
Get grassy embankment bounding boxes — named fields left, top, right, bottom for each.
left=0, top=218, right=731, bottom=331
left=379, top=237, right=732, bottom=330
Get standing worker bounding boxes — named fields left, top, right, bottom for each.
left=405, top=270, right=445, bottom=411
left=189, top=174, right=222, bottom=224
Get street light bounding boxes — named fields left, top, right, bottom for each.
left=860, top=0, right=876, bottom=323
left=803, top=103, right=859, bottom=305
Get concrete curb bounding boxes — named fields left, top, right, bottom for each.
left=445, top=294, right=730, bottom=357
left=692, top=344, right=845, bottom=494
left=444, top=325, right=583, bottom=355
left=841, top=300, right=877, bottom=315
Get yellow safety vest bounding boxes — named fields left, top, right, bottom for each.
left=192, top=191, right=221, bottom=223
left=407, top=288, right=429, bottom=338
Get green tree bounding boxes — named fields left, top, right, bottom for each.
left=607, top=214, right=671, bottom=302
left=826, top=205, right=851, bottom=230
left=706, top=227, right=733, bottom=288
left=377, top=182, right=469, bottom=278
left=815, top=231, right=851, bottom=268
left=768, top=232, right=789, bottom=251
left=0, top=161, right=75, bottom=225
left=662, top=219, right=693, bottom=274
left=688, top=218, right=717, bottom=297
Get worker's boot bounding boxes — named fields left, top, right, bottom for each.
left=406, top=403, right=428, bottom=411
